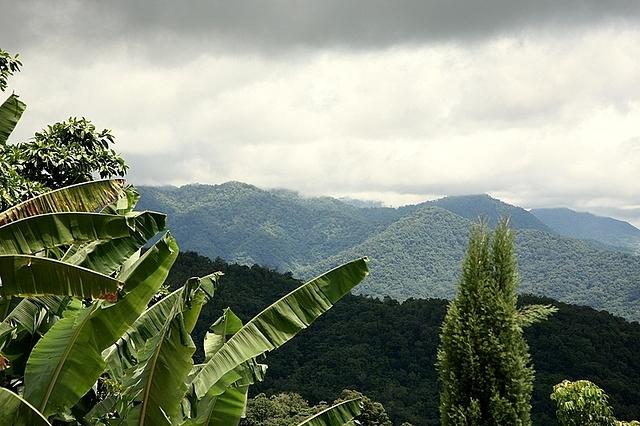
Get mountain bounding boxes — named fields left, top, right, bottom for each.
left=138, top=182, right=402, bottom=271
left=167, top=252, right=640, bottom=426
left=299, top=206, right=640, bottom=320
left=531, top=207, right=640, bottom=254
left=137, top=182, right=640, bottom=321
left=338, top=197, right=385, bottom=208
left=429, top=194, right=552, bottom=232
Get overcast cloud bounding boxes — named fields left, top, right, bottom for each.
left=2, top=1, right=640, bottom=225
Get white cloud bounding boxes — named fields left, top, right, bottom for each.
left=5, top=23, right=640, bottom=225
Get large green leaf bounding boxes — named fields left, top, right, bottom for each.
left=118, top=313, right=195, bottom=426
left=205, top=386, right=248, bottom=426
left=3, top=295, right=70, bottom=328
left=0, top=211, right=164, bottom=256
left=0, top=321, right=14, bottom=348
left=0, top=255, right=122, bottom=299
left=104, top=273, right=219, bottom=380
left=185, top=311, right=263, bottom=426
left=186, top=360, right=266, bottom=425
left=62, top=211, right=166, bottom=275
left=23, top=234, right=178, bottom=416
left=0, top=179, right=126, bottom=226
left=296, top=398, right=362, bottom=426
left=203, top=308, right=242, bottom=362
left=2, top=296, right=65, bottom=333
left=0, top=94, right=26, bottom=145
left=114, top=274, right=218, bottom=425
left=191, top=257, right=369, bottom=399
left=0, top=387, right=51, bottom=426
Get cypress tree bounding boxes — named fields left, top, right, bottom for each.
left=437, top=220, right=534, bottom=425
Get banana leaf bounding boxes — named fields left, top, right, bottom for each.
left=191, top=257, right=368, bottom=399
left=117, top=312, right=195, bottom=426
left=0, top=255, right=122, bottom=299
left=3, top=296, right=70, bottom=328
left=0, top=94, right=26, bottom=144
left=203, top=308, right=242, bottom=362
left=296, top=398, right=362, bottom=426
left=23, top=233, right=178, bottom=416
left=104, top=273, right=219, bottom=380
left=102, top=185, right=141, bottom=215
left=0, top=387, right=51, bottom=426
left=205, top=386, right=248, bottom=426
left=0, top=179, right=126, bottom=226
left=184, top=311, right=264, bottom=426
left=0, top=211, right=163, bottom=256
left=0, top=321, right=13, bottom=349
left=114, top=274, right=218, bottom=425
left=62, top=211, right=166, bottom=275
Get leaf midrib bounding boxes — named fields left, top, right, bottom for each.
left=137, top=293, right=183, bottom=425
left=38, top=302, right=100, bottom=412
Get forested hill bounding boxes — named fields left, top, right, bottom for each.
left=429, top=194, right=552, bottom=231
left=300, top=208, right=640, bottom=321
left=531, top=207, right=640, bottom=254
left=167, top=252, right=640, bottom=426
left=138, top=182, right=402, bottom=271
left=138, top=182, right=640, bottom=321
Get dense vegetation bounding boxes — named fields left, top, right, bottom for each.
left=241, top=390, right=394, bottom=426
left=167, top=251, right=640, bottom=425
left=0, top=52, right=368, bottom=425
left=0, top=181, right=367, bottom=425
left=437, top=222, right=553, bottom=425
left=429, top=194, right=551, bottom=232
left=531, top=207, right=640, bottom=254
left=551, top=380, right=640, bottom=426
left=139, top=183, right=640, bottom=322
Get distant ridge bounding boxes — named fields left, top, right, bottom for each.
left=429, top=194, right=553, bottom=232
left=137, top=181, right=640, bottom=321
left=531, top=207, right=640, bottom=254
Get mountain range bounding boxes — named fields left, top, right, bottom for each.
left=137, top=182, right=640, bottom=321
left=531, top=207, right=640, bottom=254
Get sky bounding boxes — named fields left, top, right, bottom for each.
left=2, top=1, right=640, bottom=225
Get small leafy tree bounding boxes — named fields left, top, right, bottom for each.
left=437, top=219, right=556, bottom=426
left=12, top=117, right=128, bottom=189
left=0, top=49, right=21, bottom=92
left=551, top=380, right=640, bottom=426
left=0, top=48, right=127, bottom=211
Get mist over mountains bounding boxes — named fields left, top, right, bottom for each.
left=137, top=181, right=640, bottom=321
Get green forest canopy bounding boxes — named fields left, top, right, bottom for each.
left=167, top=251, right=640, bottom=426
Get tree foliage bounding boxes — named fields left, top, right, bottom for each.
left=0, top=48, right=127, bottom=211
left=436, top=220, right=544, bottom=425
left=551, top=380, right=639, bottom=426
left=12, top=117, right=128, bottom=189
left=241, top=390, right=389, bottom=426
left=0, top=49, right=21, bottom=92
left=167, top=251, right=640, bottom=425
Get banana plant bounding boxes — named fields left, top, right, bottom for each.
left=0, top=179, right=370, bottom=425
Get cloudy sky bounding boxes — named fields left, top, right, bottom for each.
left=2, top=1, right=640, bottom=224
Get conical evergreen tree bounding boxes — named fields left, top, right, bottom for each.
left=437, top=219, right=535, bottom=426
